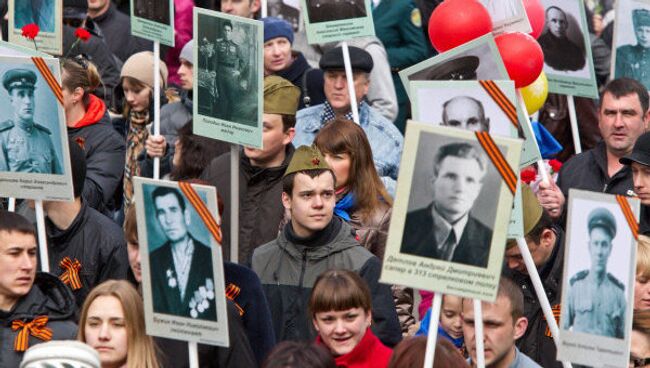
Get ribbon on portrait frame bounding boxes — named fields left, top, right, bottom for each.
left=31, top=57, right=63, bottom=105
left=616, top=194, right=639, bottom=240
left=178, top=181, right=223, bottom=245
left=474, top=131, right=517, bottom=195
left=479, top=80, right=518, bottom=128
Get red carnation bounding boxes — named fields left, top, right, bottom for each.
left=74, top=28, right=91, bottom=42
left=548, top=159, right=563, bottom=173
left=21, top=23, right=40, bottom=40
left=520, top=168, right=537, bottom=184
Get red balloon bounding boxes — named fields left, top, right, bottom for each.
left=495, top=32, right=544, bottom=88
left=428, top=0, right=493, bottom=52
left=522, top=0, right=545, bottom=39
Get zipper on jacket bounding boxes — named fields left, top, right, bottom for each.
left=298, top=249, right=308, bottom=288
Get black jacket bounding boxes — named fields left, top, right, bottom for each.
left=91, top=3, right=152, bottom=63
left=46, top=201, right=129, bottom=307
left=201, top=145, right=295, bottom=265
left=503, top=227, right=565, bottom=368
left=0, top=273, right=77, bottom=368
left=276, top=52, right=326, bottom=109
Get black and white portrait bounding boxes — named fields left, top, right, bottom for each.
left=613, top=0, right=650, bottom=89
left=133, top=0, right=170, bottom=24
left=481, top=0, right=521, bottom=23
left=306, top=0, right=367, bottom=24
left=400, top=133, right=504, bottom=268
left=268, top=0, right=300, bottom=31
left=538, top=1, right=589, bottom=77
left=196, top=13, right=259, bottom=127
left=13, top=0, right=55, bottom=33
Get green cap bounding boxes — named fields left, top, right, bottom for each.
left=522, top=185, right=544, bottom=236
left=634, top=9, right=650, bottom=28
left=284, top=145, right=330, bottom=177
left=588, top=207, right=617, bottom=239
left=264, top=75, right=300, bottom=116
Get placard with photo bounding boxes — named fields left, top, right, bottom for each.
left=538, top=0, right=598, bottom=98
left=301, top=0, right=375, bottom=44
left=380, top=122, right=522, bottom=302
left=193, top=7, right=263, bottom=148
left=480, top=0, right=532, bottom=35
left=0, top=55, right=73, bottom=201
left=557, top=189, right=639, bottom=367
left=130, top=0, right=175, bottom=46
left=134, top=177, right=230, bottom=346
left=0, top=40, right=52, bottom=58
left=268, top=0, right=301, bottom=32
left=409, top=80, right=540, bottom=168
left=611, top=0, right=650, bottom=90
left=8, top=0, right=63, bottom=55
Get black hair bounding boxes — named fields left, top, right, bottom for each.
left=281, top=169, right=335, bottom=197
left=0, top=211, right=36, bottom=237
left=601, top=78, right=650, bottom=114
left=151, top=187, right=186, bottom=212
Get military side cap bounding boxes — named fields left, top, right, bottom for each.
left=634, top=9, right=650, bottom=27
left=620, top=131, right=650, bottom=167
left=264, top=75, right=300, bottom=116
left=588, top=207, right=617, bottom=239
left=284, top=145, right=331, bottom=177
left=426, top=56, right=479, bottom=80
left=3, top=69, right=36, bottom=91
left=319, top=46, right=373, bottom=73
left=521, top=185, right=544, bottom=236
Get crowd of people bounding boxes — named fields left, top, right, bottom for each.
left=0, top=0, right=650, bottom=367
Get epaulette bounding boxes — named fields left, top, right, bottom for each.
left=607, top=273, right=625, bottom=290
left=33, top=123, right=51, bottom=135
left=0, top=120, right=14, bottom=132
left=570, top=270, right=589, bottom=285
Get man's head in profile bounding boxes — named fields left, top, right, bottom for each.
left=633, top=9, right=650, bottom=49
left=152, top=187, right=191, bottom=245
left=431, top=143, right=488, bottom=224
left=546, top=6, right=569, bottom=39
left=441, top=96, right=490, bottom=132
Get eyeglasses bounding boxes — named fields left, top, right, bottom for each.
left=630, top=356, right=650, bottom=367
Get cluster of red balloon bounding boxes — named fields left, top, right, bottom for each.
left=427, top=0, right=548, bottom=114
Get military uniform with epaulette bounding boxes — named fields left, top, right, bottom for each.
left=0, top=69, right=62, bottom=174
left=615, top=9, right=650, bottom=89
left=213, top=22, right=245, bottom=121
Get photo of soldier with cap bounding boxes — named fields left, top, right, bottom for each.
left=564, top=207, right=626, bottom=339
left=306, top=0, right=367, bottom=24
left=0, top=68, right=62, bottom=174
left=133, top=0, right=170, bottom=24
left=615, top=6, right=650, bottom=89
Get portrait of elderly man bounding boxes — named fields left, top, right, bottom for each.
left=615, top=9, right=650, bottom=89
left=441, top=96, right=490, bottom=132
left=148, top=186, right=216, bottom=320
left=401, top=142, right=492, bottom=267
left=538, top=6, right=586, bottom=72
left=564, top=207, right=626, bottom=338
left=0, top=68, right=62, bottom=174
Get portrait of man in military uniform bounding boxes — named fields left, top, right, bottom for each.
left=538, top=5, right=586, bottom=72
left=306, top=0, right=367, bottom=24
left=564, top=207, right=626, bottom=339
left=13, top=0, right=56, bottom=33
left=0, top=68, right=62, bottom=174
left=133, top=0, right=170, bottom=24
left=615, top=8, right=650, bottom=89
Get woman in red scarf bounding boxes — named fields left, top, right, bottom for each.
left=309, top=270, right=392, bottom=368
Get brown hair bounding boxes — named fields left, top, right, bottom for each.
left=121, top=76, right=152, bottom=117
left=61, top=58, right=102, bottom=109
left=388, top=336, right=470, bottom=368
left=308, top=269, right=372, bottom=317
left=262, top=341, right=335, bottom=368
left=78, top=280, right=160, bottom=368
left=497, top=276, right=524, bottom=322
left=170, top=122, right=230, bottom=181
left=314, top=118, right=392, bottom=219
left=633, top=310, right=650, bottom=335
left=637, top=235, right=650, bottom=278
left=123, top=204, right=138, bottom=245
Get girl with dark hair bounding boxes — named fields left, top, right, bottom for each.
left=168, top=122, right=230, bottom=180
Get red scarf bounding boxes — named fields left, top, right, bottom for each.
left=72, top=94, right=106, bottom=128
left=316, top=328, right=392, bottom=368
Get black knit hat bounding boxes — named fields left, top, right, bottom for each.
left=69, top=141, right=87, bottom=198
left=63, top=0, right=88, bottom=20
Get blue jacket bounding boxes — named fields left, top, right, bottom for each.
left=294, top=102, right=403, bottom=195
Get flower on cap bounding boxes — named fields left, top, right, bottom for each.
left=520, top=167, right=537, bottom=185
left=311, top=157, right=320, bottom=166
left=548, top=159, right=562, bottom=174
left=74, top=28, right=91, bottom=42
left=21, top=24, right=40, bottom=40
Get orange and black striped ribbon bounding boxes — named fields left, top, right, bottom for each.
left=178, top=182, right=223, bottom=245
left=31, top=57, right=63, bottom=105
left=545, top=304, right=561, bottom=337
left=226, top=283, right=245, bottom=316
left=474, top=131, right=517, bottom=195
left=12, top=316, right=52, bottom=352
left=616, top=195, right=639, bottom=240
left=59, top=257, right=82, bottom=290
left=479, top=80, right=518, bottom=128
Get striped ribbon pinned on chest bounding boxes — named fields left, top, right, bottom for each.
left=11, top=316, right=53, bottom=352
left=226, top=283, right=244, bottom=316
left=59, top=257, right=82, bottom=290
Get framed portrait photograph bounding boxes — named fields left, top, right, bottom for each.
left=134, top=177, right=230, bottom=346
left=557, top=189, right=639, bottom=367
left=380, top=122, right=522, bottom=302
left=538, top=0, right=598, bottom=98
left=409, top=80, right=541, bottom=168
left=301, top=0, right=375, bottom=44
left=399, top=34, right=508, bottom=99
left=267, top=0, right=301, bottom=32
left=480, top=0, right=532, bottom=35
left=130, top=0, right=175, bottom=47
left=193, top=7, right=263, bottom=149
left=0, top=56, right=73, bottom=201
left=8, top=0, right=63, bottom=55
left=611, top=0, right=650, bottom=90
